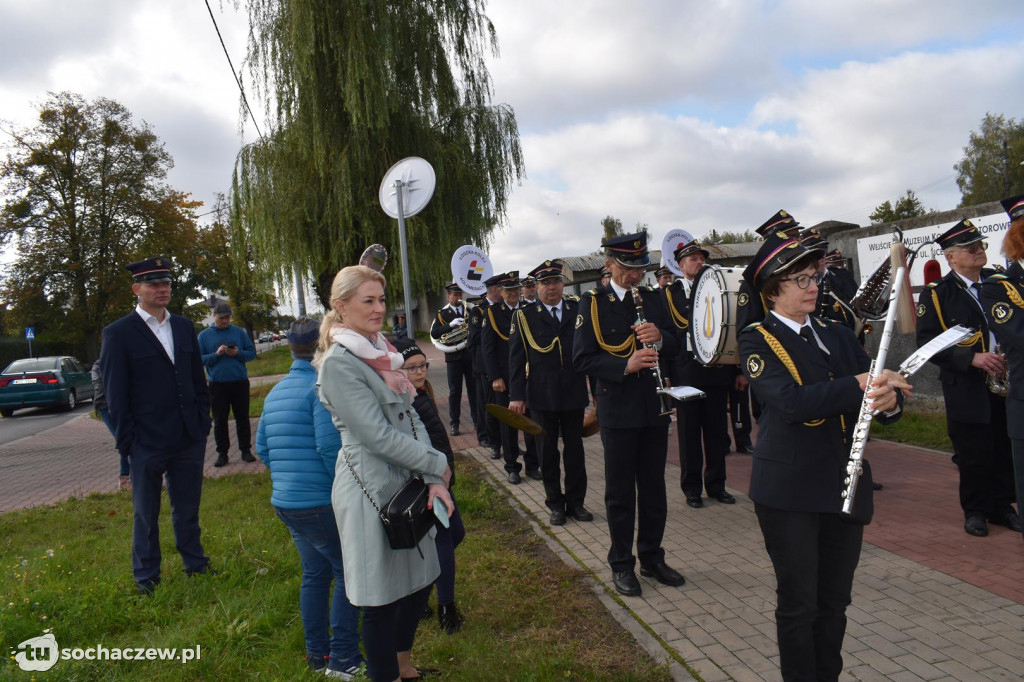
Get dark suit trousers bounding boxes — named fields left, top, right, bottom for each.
left=947, top=395, right=1014, bottom=518
left=446, top=355, right=476, bottom=429
left=211, top=379, right=252, bottom=455
left=756, top=504, right=863, bottom=682
left=476, top=373, right=498, bottom=446
left=729, top=385, right=753, bottom=450
left=601, top=425, right=668, bottom=572
left=679, top=384, right=730, bottom=497
left=1012, top=439, right=1024, bottom=543
left=131, top=438, right=209, bottom=584
left=534, top=408, right=587, bottom=511
left=494, top=389, right=522, bottom=472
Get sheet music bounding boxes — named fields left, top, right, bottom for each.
left=658, top=385, right=706, bottom=402
left=897, top=325, right=973, bottom=378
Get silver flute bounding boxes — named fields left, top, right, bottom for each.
left=630, top=285, right=675, bottom=416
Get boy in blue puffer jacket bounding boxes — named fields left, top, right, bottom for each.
left=256, top=318, right=363, bottom=679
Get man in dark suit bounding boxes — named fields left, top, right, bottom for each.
left=573, top=231, right=683, bottom=597
left=509, top=260, right=591, bottom=525
left=100, top=257, right=214, bottom=594
left=916, top=219, right=1020, bottom=537
left=430, top=283, right=476, bottom=436
left=469, top=275, right=503, bottom=456
left=482, top=271, right=540, bottom=483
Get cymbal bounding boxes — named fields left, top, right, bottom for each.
left=485, top=403, right=546, bottom=437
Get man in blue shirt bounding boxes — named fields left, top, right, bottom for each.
left=198, top=301, right=257, bottom=466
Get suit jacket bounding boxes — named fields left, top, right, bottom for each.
left=661, top=277, right=735, bottom=387
left=572, top=284, right=680, bottom=429
left=508, top=297, right=589, bottom=411
left=481, top=301, right=517, bottom=383
left=980, top=265, right=1024, bottom=438
left=739, top=313, right=899, bottom=513
left=816, top=268, right=858, bottom=329
left=916, top=268, right=997, bottom=424
left=736, top=277, right=767, bottom=332
left=430, top=303, right=471, bottom=363
left=100, top=310, right=211, bottom=456
left=467, top=299, right=492, bottom=375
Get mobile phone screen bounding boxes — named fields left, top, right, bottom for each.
left=433, top=501, right=450, bottom=528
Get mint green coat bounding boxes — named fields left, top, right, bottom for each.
left=318, top=344, right=448, bottom=607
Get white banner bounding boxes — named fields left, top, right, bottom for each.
left=855, top=212, right=1011, bottom=287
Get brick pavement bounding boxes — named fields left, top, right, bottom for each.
left=4, top=345, right=1024, bottom=680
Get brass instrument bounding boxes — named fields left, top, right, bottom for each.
left=430, top=304, right=472, bottom=353
left=630, top=285, right=674, bottom=416
left=987, top=344, right=1009, bottom=396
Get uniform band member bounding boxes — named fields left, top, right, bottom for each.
left=739, top=231, right=907, bottom=682
left=916, top=219, right=1020, bottom=537
left=430, top=283, right=477, bottom=437
left=573, top=231, right=684, bottom=597
left=980, top=193, right=1024, bottom=543
left=801, top=229, right=857, bottom=331
left=520, top=276, right=538, bottom=305
left=482, top=271, right=540, bottom=483
left=736, top=210, right=803, bottom=331
left=509, top=260, right=592, bottom=525
left=469, top=275, right=504, bottom=456
left=663, top=239, right=735, bottom=508
left=655, top=266, right=674, bottom=288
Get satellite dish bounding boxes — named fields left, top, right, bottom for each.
left=661, top=228, right=695, bottom=277
left=379, top=157, right=436, bottom=219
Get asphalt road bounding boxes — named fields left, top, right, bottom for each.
left=0, top=402, right=95, bottom=446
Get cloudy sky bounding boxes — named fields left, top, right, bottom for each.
left=2, top=0, right=1023, bottom=302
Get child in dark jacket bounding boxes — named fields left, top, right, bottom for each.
left=395, top=340, right=466, bottom=634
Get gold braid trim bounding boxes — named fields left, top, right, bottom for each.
left=930, top=288, right=984, bottom=350
left=1000, top=279, right=1024, bottom=309
left=487, top=307, right=509, bottom=342
left=515, top=309, right=562, bottom=362
left=756, top=326, right=825, bottom=427
left=665, top=287, right=689, bottom=330
left=590, top=294, right=635, bottom=357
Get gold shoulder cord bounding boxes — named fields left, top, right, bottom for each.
left=487, top=307, right=509, bottom=342
left=929, top=288, right=984, bottom=350
left=756, top=326, right=825, bottom=427
left=999, top=279, right=1024, bottom=309
left=589, top=294, right=635, bottom=357
left=665, top=287, right=689, bottom=330
left=437, top=311, right=445, bottom=326
left=516, top=309, right=562, bottom=360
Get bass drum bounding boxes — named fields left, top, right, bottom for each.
left=689, top=265, right=744, bottom=365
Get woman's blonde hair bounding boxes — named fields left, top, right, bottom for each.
left=313, top=265, right=387, bottom=367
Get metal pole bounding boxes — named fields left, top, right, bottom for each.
left=27, top=339, right=32, bottom=359
left=395, top=179, right=415, bottom=338
left=294, top=265, right=307, bottom=317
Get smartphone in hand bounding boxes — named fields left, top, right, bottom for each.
left=433, top=500, right=450, bottom=528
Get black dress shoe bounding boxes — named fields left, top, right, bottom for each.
left=213, top=454, right=228, bottom=468
left=489, top=447, right=501, bottom=460
left=508, top=471, right=522, bottom=484
left=965, top=515, right=989, bottom=537
left=549, top=509, right=566, bottom=526
left=872, top=482, right=884, bottom=491
left=737, top=445, right=755, bottom=454
left=685, top=496, right=703, bottom=509
left=240, top=451, right=256, bottom=463
left=639, top=562, right=686, bottom=587
left=568, top=506, right=593, bottom=521
left=437, top=601, right=464, bottom=635
left=525, top=468, right=543, bottom=480
left=401, top=667, right=442, bottom=680
left=711, top=491, right=736, bottom=504
left=612, top=570, right=642, bottom=596
left=990, top=510, right=1024, bottom=532
left=450, top=425, right=459, bottom=436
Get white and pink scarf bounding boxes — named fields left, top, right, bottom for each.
left=330, top=324, right=416, bottom=396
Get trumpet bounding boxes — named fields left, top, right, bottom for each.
left=987, top=344, right=1010, bottom=396
left=630, top=285, right=674, bottom=416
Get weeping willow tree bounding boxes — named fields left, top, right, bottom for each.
left=233, top=0, right=524, bottom=308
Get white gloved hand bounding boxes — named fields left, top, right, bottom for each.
left=449, top=317, right=465, bottom=327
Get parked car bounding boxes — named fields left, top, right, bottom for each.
left=258, top=332, right=273, bottom=343
left=0, top=356, right=95, bottom=417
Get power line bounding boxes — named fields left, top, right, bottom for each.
left=203, top=0, right=263, bottom=140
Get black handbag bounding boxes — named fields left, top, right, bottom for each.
left=344, top=409, right=435, bottom=550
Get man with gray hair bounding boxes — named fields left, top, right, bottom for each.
left=198, top=301, right=257, bottom=467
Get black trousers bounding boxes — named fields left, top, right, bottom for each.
left=534, top=408, right=587, bottom=511
left=1012, top=439, right=1024, bottom=542
left=445, top=356, right=476, bottom=429
left=210, top=379, right=251, bottom=456
left=601, top=425, right=668, bottom=572
left=678, top=383, right=730, bottom=498
left=361, top=585, right=430, bottom=682
left=729, top=385, right=753, bottom=450
left=493, top=387, right=522, bottom=472
left=947, top=394, right=1014, bottom=518
left=756, top=504, right=863, bottom=682
left=475, top=373, right=498, bottom=447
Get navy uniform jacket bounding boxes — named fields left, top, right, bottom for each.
left=508, top=297, right=589, bottom=411
left=661, top=277, right=734, bottom=387
left=916, top=268, right=996, bottom=424
left=430, top=303, right=471, bottom=363
left=816, top=268, right=858, bottom=329
left=467, top=299, right=490, bottom=376
left=979, top=263, right=1024, bottom=438
left=100, top=311, right=212, bottom=456
left=736, top=278, right=768, bottom=332
left=739, top=314, right=898, bottom=512
left=481, top=301, right=517, bottom=383
left=572, top=284, right=680, bottom=429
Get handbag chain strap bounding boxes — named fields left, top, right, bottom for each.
left=344, top=409, right=418, bottom=526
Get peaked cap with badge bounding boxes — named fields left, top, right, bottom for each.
left=497, top=271, right=521, bottom=289
left=673, top=239, right=710, bottom=263
left=936, top=218, right=984, bottom=250
left=126, top=257, right=173, bottom=283
left=755, top=210, right=801, bottom=238
left=742, top=230, right=823, bottom=293
left=529, top=259, right=565, bottom=281
left=603, top=231, right=651, bottom=269
left=1001, top=193, right=1024, bottom=222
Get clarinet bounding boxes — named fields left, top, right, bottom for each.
left=630, top=285, right=675, bottom=416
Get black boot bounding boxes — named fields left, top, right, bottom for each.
left=437, top=601, right=463, bottom=635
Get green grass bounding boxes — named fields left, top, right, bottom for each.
left=248, top=346, right=294, bottom=378
left=870, top=404, right=953, bottom=452
left=0, top=455, right=669, bottom=681
left=248, top=384, right=274, bottom=419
